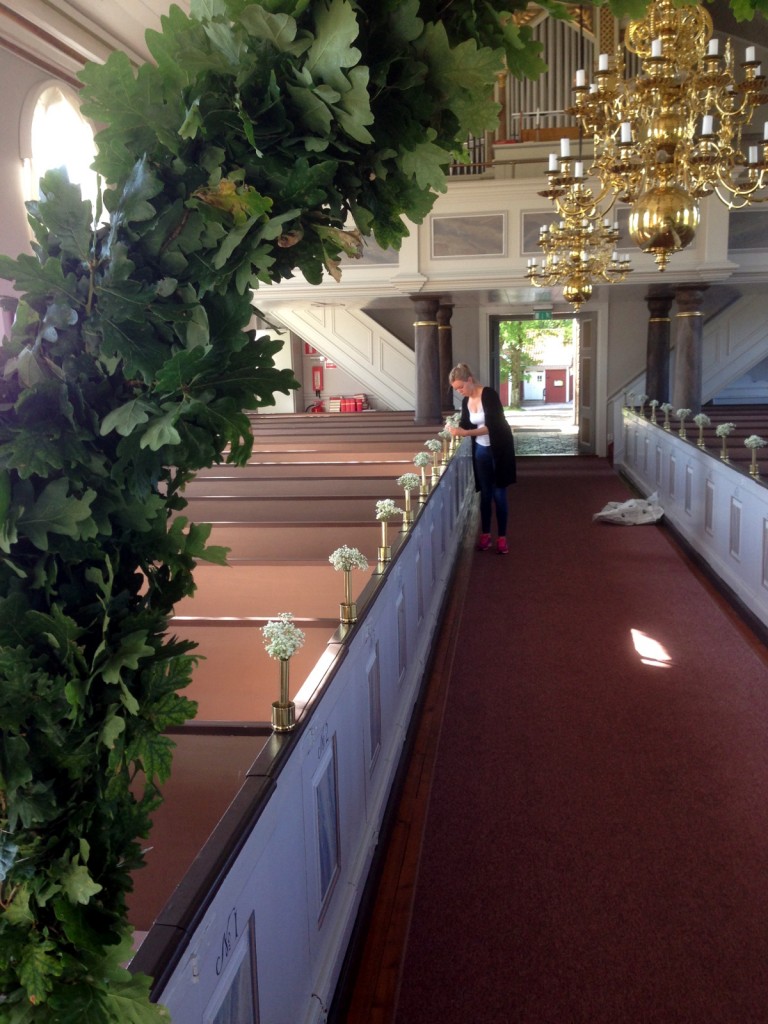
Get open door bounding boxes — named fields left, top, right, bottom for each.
left=577, top=315, right=596, bottom=454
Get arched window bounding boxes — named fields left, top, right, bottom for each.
left=20, top=82, right=99, bottom=215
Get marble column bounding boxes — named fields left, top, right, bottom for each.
left=411, top=296, right=442, bottom=426
left=436, top=302, right=455, bottom=413
left=645, top=289, right=674, bottom=404
left=671, top=286, right=708, bottom=415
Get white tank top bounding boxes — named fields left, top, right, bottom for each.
left=469, top=405, right=491, bottom=446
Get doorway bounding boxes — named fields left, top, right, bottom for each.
left=489, top=314, right=593, bottom=455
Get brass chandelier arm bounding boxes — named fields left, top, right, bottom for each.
left=542, top=0, right=768, bottom=272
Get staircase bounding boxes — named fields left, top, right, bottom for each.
left=703, top=292, right=768, bottom=403
left=262, top=304, right=416, bottom=410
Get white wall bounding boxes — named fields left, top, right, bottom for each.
left=0, top=51, right=46, bottom=303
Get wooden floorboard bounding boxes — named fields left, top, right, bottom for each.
left=331, top=507, right=478, bottom=1024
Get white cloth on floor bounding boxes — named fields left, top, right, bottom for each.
left=593, top=491, right=664, bottom=526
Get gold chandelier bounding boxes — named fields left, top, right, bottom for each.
left=528, top=149, right=633, bottom=309
left=557, top=0, right=768, bottom=269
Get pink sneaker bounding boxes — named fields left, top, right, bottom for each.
left=477, top=533, right=491, bottom=551
left=497, top=537, right=509, bottom=555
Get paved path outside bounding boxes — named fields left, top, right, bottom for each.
left=506, top=402, right=579, bottom=456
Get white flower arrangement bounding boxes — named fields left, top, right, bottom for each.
left=396, top=472, right=420, bottom=491
left=693, top=413, right=711, bottom=427
left=438, top=427, right=452, bottom=440
left=446, top=413, right=460, bottom=428
left=413, top=451, right=431, bottom=467
left=745, top=434, right=767, bottom=449
left=676, top=408, right=692, bottom=420
left=660, top=402, right=674, bottom=413
left=716, top=422, right=736, bottom=437
left=262, top=612, right=305, bottom=661
left=649, top=399, right=659, bottom=410
left=376, top=498, right=403, bottom=521
left=425, top=438, right=442, bottom=453
left=329, top=546, right=369, bottom=572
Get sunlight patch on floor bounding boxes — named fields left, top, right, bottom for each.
left=631, top=628, right=672, bottom=668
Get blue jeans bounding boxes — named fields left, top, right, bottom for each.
left=474, top=443, right=508, bottom=536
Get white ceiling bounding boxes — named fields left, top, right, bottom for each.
left=0, top=0, right=190, bottom=81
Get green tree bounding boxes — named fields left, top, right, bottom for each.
left=499, top=319, right=573, bottom=407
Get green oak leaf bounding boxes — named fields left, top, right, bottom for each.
left=17, top=478, right=97, bottom=550
left=100, top=399, right=156, bottom=438
left=99, top=630, right=155, bottom=686
left=138, top=411, right=182, bottom=451
left=19, top=937, right=62, bottom=1003
left=305, top=0, right=362, bottom=92
left=61, top=863, right=103, bottom=905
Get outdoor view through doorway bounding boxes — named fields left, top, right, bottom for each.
left=492, top=316, right=581, bottom=456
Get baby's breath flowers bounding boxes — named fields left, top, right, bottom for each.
left=745, top=435, right=767, bottom=477
left=376, top=498, right=403, bottom=521
left=694, top=412, right=711, bottom=448
left=396, top=472, right=420, bottom=526
left=676, top=408, right=692, bottom=438
left=329, top=545, right=369, bottom=572
left=330, top=547, right=368, bottom=626
left=375, top=498, right=403, bottom=564
left=413, top=450, right=432, bottom=493
left=261, top=612, right=305, bottom=661
left=660, top=402, right=674, bottom=430
left=716, top=421, right=736, bottom=461
left=396, top=472, right=420, bottom=492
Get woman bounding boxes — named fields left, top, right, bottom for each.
left=448, top=363, right=517, bottom=554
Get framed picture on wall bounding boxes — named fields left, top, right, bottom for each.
left=431, top=213, right=506, bottom=258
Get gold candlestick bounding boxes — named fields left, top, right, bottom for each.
left=272, top=659, right=296, bottom=732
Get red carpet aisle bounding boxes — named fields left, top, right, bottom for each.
left=394, top=457, right=768, bottom=1024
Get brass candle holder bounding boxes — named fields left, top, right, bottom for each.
left=694, top=413, right=710, bottom=449
left=676, top=408, right=691, bottom=439
left=413, top=453, right=431, bottom=503
left=329, top=545, right=369, bottom=632
left=262, top=612, right=305, bottom=733
left=378, top=518, right=391, bottom=563
left=716, top=422, right=735, bottom=461
left=375, top=499, right=403, bottom=569
left=272, top=659, right=296, bottom=732
left=396, top=472, right=420, bottom=532
left=746, top=435, right=767, bottom=477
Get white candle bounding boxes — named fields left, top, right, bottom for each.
left=575, top=69, right=586, bottom=87
left=701, top=115, right=714, bottom=135
left=598, top=53, right=609, bottom=71
left=560, top=137, right=571, bottom=158
left=575, top=161, right=584, bottom=178
left=589, top=83, right=598, bottom=94
left=749, top=145, right=759, bottom=164
left=620, top=122, right=632, bottom=144
left=548, top=152, right=558, bottom=171
left=612, top=251, right=619, bottom=262
left=651, top=38, right=662, bottom=58
left=757, top=65, right=762, bottom=76
left=763, top=121, right=768, bottom=140
left=708, top=38, right=719, bottom=56
left=746, top=46, right=756, bottom=63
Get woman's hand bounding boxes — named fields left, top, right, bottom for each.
left=449, top=426, right=463, bottom=437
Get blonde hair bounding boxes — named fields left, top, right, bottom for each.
left=449, top=362, right=474, bottom=384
